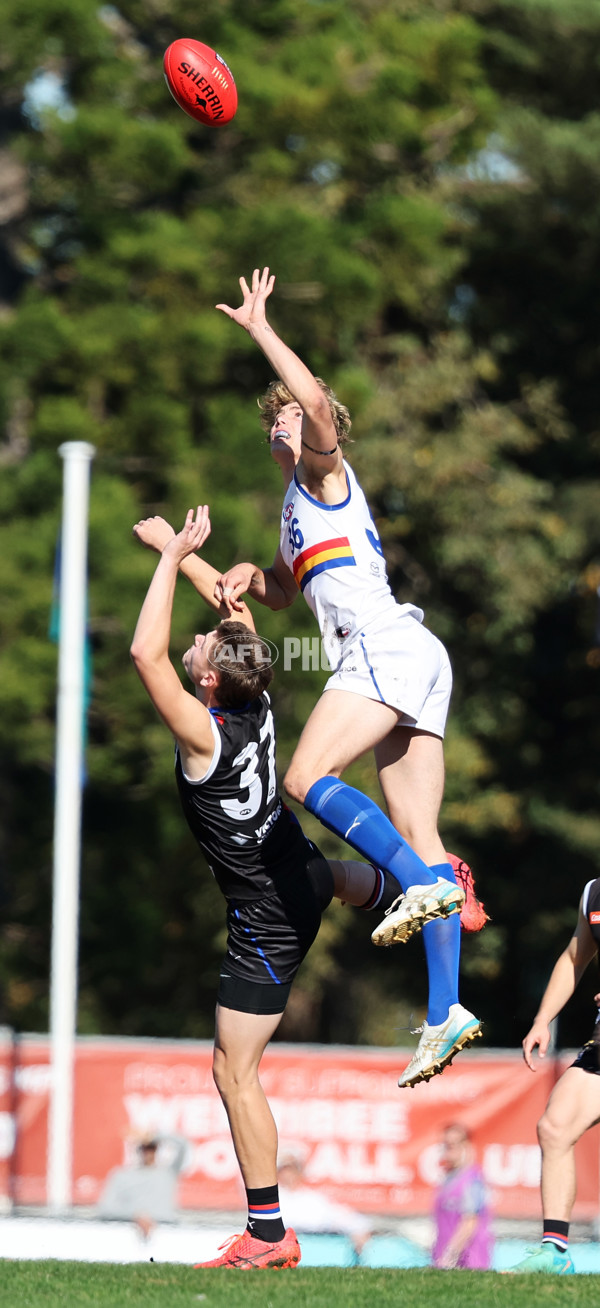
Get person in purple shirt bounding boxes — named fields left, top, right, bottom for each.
left=432, top=1122, right=494, bottom=1270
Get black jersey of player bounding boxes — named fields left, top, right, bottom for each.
left=583, top=878, right=600, bottom=950
left=174, top=692, right=307, bottom=901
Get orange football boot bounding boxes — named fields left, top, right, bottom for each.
left=447, top=853, right=490, bottom=932
left=194, top=1227, right=301, bottom=1270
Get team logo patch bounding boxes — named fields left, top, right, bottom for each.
left=590, top=911, right=600, bottom=924
left=283, top=502, right=294, bottom=522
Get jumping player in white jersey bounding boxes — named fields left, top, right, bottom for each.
left=131, top=507, right=413, bottom=1267
left=215, top=267, right=482, bottom=1087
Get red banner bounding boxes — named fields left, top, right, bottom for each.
left=0, top=1034, right=598, bottom=1218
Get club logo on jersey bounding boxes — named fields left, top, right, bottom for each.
left=293, top=537, right=356, bottom=592
left=208, top=634, right=279, bottom=670
left=590, top=911, right=600, bottom=924
left=283, top=502, right=294, bottom=522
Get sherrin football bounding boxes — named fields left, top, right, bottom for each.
left=163, top=38, right=238, bottom=127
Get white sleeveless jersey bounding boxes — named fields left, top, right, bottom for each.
left=279, top=461, right=423, bottom=668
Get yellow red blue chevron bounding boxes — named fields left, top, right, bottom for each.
left=293, top=536, right=356, bottom=591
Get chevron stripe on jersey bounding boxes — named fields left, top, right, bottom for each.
left=293, top=536, right=356, bottom=592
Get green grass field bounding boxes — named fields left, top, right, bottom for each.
left=1, top=1263, right=598, bottom=1308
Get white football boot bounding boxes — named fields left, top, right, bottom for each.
left=397, top=1004, right=482, bottom=1088
left=371, top=877, right=465, bottom=947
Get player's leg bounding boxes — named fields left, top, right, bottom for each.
left=285, top=686, right=399, bottom=794
left=374, top=725, right=446, bottom=865
left=506, top=1064, right=600, bottom=1274
left=329, top=859, right=402, bottom=914
left=284, top=690, right=458, bottom=916
left=373, top=728, right=488, bottom=932
left=371, top=724, right=479, bottom=1083
left=375, top=725, right=458, bottom=1003
left=196, top=865, right=327, bottom=1271
left=212, top=1002, right=283, bottom=1189
left=370, top=638, right=469, bottom=1023
left=374, top=726, right=458, bottom=970
left=539, top=1066, right=600, bottom=1221
left=196, top=999, right=300, bottom=1269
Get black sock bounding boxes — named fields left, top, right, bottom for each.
left=542, top=1219, right=569, bottom=1251
left=246, top=1184, right=285, bottom=1243
left=360, top=867, right=400, bottom=912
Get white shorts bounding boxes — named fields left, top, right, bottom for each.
left=324, top=612, right=452, bottom=738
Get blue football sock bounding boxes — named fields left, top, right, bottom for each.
left=303, top=776, right=436, bottom=891
left=422, top=861, right=460, bottom=1026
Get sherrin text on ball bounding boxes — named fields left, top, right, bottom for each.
left=163, top=38, right=238, bottom=126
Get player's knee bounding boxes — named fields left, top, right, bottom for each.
left=212, top=1047, right=238, bottom=1099
left=537, top=1110, right=567, bottom=1153
left=211, top=1047, right=227, bottom=1097
left=212, top=1048, right=255, bottom=1103
left=212, top=1057, right=237, bottom=1104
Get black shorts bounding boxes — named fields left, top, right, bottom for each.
left=571, top=1041, right=600, bottom=1076
left=217, top=847, right=333, bottom=1015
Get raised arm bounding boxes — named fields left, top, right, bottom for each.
left=130, top=507, right=216, bottom=772
left=522, top=898, right=598, bottom=1070
left=215, top=546, right=298, bottom=615
left=217, top=267, right=343, bottom=471
left=133, top=513, right=256, bottom=632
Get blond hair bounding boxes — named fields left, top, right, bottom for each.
left=258, top=379, right=352, bottom=446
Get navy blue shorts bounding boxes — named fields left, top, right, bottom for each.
left=217, top=848, right=333, bottom=1015
left=571, top=1041, right=600, bottom=1076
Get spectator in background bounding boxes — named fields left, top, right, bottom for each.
left=277, top=1152, right=373, bottom=1261
left=432, top=1123, right=493, bottom=1270
left=97, top=1133, right=187, bottom=1239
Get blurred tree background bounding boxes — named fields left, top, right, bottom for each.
left=0, top=0, right=599, bottom=1050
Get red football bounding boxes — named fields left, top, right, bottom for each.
left=163, top=39, right=238, bottom=127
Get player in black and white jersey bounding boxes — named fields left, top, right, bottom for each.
left=504, top=878, right=600, bottom=1275
left=215, top=267, right=481, bottom=1087
left=173, top=683, right=337, bottom=1007
left=131, top=507, right=402, bottom=1270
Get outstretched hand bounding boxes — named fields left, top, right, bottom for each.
left=163, top=506, right=212, bottom=564
left=133, top=515, right=176, bottom=554
left=216, top=266, right=275, bottom=332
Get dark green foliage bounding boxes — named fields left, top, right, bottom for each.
left=0, top=0, right=598, bottom=1049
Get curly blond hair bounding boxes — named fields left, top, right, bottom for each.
left=258, top=379, right=352, bottom=446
